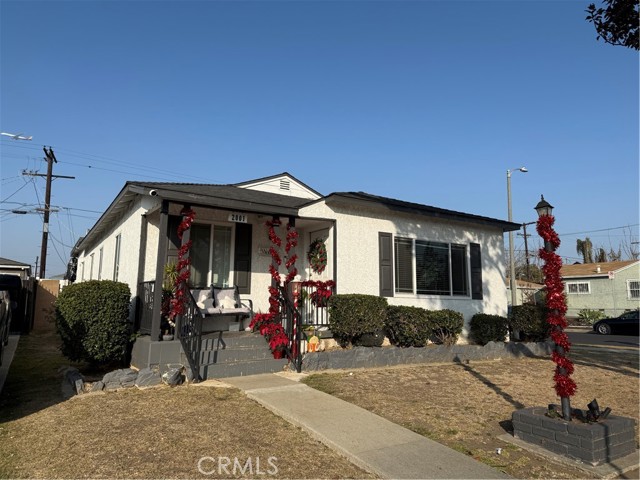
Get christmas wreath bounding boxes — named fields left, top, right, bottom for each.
left=307, top=238, right=327, bottom=274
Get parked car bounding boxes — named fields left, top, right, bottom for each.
left=593, top=310, right=639, bottom=335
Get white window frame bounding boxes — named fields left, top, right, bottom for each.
left=89, top=253, right=94, bottom=280
left=113, top=234, right=122, bottom=282
left=566, top=281, right=590, bottom=294
left=627, top=279, right=640, bottom=300
left=97, top=247, right=103, bottom=280
left=189, top=222, right=236, bottom=288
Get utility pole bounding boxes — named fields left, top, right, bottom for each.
left=23, top=148, right=75, bottom=279
left=517, top=221, right=536, bottom=281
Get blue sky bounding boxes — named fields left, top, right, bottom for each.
left=1, top=0, right=638, bottom=277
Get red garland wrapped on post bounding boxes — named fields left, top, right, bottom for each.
left=249, top=219, right=299, bottom=358
left=168, top=207, right=196, bottom=329
left=535, top=196, right=576, bottom=421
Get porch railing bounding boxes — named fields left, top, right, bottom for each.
left=176, top=288, right=203, bottom=382
left=278, top=285, right=303, bottom=373
left=299, top=283, right=331, bottom=327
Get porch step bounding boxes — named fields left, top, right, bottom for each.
left=188, top=331, right=287, bottom=380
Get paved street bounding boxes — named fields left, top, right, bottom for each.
left=568, top=329, right=639, bottom=350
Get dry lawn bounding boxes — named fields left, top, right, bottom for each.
left=0, top=327, right=374, bottom=479
left=304, top=348, right=640, bottom=479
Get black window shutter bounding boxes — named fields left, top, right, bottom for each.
left=234, top=223, right=252, bottom=294
left=470, top=243, right=483, bottom=300
left=379, top=232, right=394, bottom=297
left=166, top=215, right=182, bottom=265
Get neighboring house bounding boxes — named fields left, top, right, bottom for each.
left=0, top=257, right=32, bottom=280
left=506, top=278, right=544, bottom=306
left=71, top=173, right=519, bottom=377
left=560, top=260, right=640, bottom=318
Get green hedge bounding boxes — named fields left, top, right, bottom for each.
left=469, top=313, right=508, bottom=345
left=428, top=309, right=464, bottom=346
left=55, top=280, right=131, bottom=365
left=328, top=294, right=387, bottom=347
left=509, top=304, right=550, bottom=342
left=385, top=305, right=432, bottom=347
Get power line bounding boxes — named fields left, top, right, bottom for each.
left=558, top=224, right=639, bottom=236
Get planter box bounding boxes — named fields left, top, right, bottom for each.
left=513, top=406, right=636, bottom=466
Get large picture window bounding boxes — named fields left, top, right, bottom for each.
left=394, top=237, right=469, bottom=296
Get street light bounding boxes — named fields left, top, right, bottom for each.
left=507, top=166, right=528, bottom=309
left=534, top=195, right=553, bottom=218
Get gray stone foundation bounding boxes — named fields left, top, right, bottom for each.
left=303, top=341, right=554, bottom=371
left=512, top=406, right=637, bottom=466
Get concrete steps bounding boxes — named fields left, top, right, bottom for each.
left=186, top=332, right=287, bottom=379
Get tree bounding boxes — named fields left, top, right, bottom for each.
left=595, top=247, right=607, bottom=263
left=576, top=237, right=594, bottom=263
left=586, top=0, right=639, bottom=50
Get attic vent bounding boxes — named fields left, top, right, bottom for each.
left=279, top=179, right=291, bottom=191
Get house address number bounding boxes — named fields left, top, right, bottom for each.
left=228, top=212, right=248, bottom=223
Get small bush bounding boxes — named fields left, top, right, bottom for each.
left=469, top=313, right=508, bottom=345
left=509, top=304, right=550, bottom=342
left=427, top=309, right=464, bottom=346
left=55, top=280, right=131, bottom=365
left=577, top=309, right=605, bottom=325
left=385, top=305, right=432, bottom=347
left=328, top=294, right=387, bottom=347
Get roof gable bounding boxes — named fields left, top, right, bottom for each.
left=233, top=172, right=321, bottom=200
left=560, top=260, right=639, bottom=278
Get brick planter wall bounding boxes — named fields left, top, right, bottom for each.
left=512, top=406, right=636, bottom=466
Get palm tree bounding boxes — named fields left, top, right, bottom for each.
left=576, top=238, right=594, bottom=263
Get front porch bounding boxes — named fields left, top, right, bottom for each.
left=133, top=280, right=333, bottom=380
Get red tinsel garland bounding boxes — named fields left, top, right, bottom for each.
left=536, top=214, right=576, bottom=399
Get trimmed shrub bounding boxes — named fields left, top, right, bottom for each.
left=509, top=304, right=550, bottom=342
left=469, top=313, right=508, bottom=345
left=55, top=280, right=131, bottom=365
left=385, top=305, right=432, bottom=347
left=328, top=294, right=387, bottom=347
left=427, top=309, right=464, bottom=346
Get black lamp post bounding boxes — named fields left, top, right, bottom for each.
left=535, top=195, right=574, bottom=421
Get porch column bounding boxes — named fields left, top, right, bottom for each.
left=151, top=200, right=169, bottom=341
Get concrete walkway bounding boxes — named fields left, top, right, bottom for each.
left=223, top=373, right=510, bottom=479
left=0, top=334, right=20, bottom=394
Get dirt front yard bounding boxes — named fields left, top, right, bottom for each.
left=0, top=327, right=374, bottom=479
left=304, top=347, right=639, bottom=479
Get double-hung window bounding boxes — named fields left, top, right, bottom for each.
left=566, top=281, right=590, bottom=294
left=628, top=280, right=640, bottom=300
left=113, top=234, right=122, bottom=282
left=394, top=237, right=469, bottom=296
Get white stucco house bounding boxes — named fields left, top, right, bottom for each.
left=71, top=172, right=519, bottom=378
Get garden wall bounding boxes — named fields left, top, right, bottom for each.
left=303, top=341, right=554, bottom=371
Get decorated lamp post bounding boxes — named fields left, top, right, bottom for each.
left=535, top=195, right=576, bottom=421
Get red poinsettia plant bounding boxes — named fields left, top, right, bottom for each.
left=167, top=208, right=196, bottom=330
left=301, top=279, right=335, bottom=308
left=252, top=220, right=300, bottom=359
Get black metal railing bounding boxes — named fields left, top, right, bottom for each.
left=278, top=285, right=303, bottom=373
left=299, top=283, right=331, bottom=327
left=176, top=288, right=204, bottom=382
left=137, top=281, right=155, bottom=335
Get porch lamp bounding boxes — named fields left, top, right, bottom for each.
left=535, top=194, right=575, bottom=421
left=507, top=166, right=528, bottom=309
